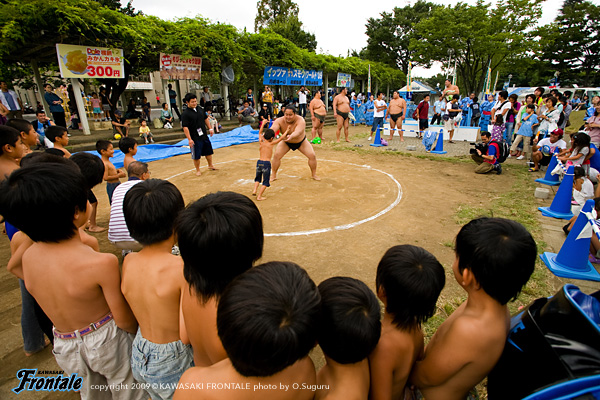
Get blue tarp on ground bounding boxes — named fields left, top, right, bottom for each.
left=86, top=125, right=259, bottom=169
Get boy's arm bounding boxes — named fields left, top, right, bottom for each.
left=7, top=231, right=33, bottom=280
left=104, top=166, right=125, bottom=181
left=410, top=319, right=478, bottom=389
left=98, top=254, right=138, bottom=333
left=332, top=96, right=338, bottom=116
left=272, top=127, right=291, bottom=144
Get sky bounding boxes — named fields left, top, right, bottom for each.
left=136, top=0, right=587, bottom=78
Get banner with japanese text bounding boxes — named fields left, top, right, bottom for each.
left=336, top=73, right=351, bottom=88
left=159, top=53, right=202, bottom=80
left=56, top=44, right=124, bottom=79
left=263, top=67, right=323, bottom=86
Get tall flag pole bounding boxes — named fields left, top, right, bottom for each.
left=452, top=60, right=457, bottom=86
left=407, top=61, right=412, bottom=100
left=492, top=70, right=499, bottom=94
left=368, top=64, right=371, bottom=97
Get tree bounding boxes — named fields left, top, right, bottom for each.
left=540, top=0, right=600, bottom=86
left=360, top=1, right=441, bottom=75
left=411, top=0, right=542, bottom=94
left=254, top=0, right=299, bottom=31
left=254, top=0, right=316, bottom=52
left=265, top=15, right=317, bottom=52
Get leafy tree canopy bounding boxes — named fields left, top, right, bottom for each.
left=410, top=0, right=542, bottom=93
left=360, top=1, right=442, bottom=74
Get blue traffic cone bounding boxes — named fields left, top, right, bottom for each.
left=430, top=129, right=447, bottom=154
left=370, top=126, right=384, bottom=147
left=540, top=199, right=600, bottom=281
left=535, top=148, right=561, bottom=186
left=538, top=165, right=574, bottom=220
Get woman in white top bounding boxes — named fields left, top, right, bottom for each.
left=537, top=97, right=561, bottom=137
left=490, top=90, right=511, bottom=142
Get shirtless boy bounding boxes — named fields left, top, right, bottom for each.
left=122, top=179, right=193, bottom=399
left=176, top=191, right=263, bottom=366
left=6, top=119, right=38, bottom=153
left=174, top=262, right=321, bottom=400
left=0, top=162, right=144, bottom=400
left=47, top=125, right=71, bottom=158
left=0, top=125, right=24, bottom=180
left=316, top=277, right=381, bottom=400
left=96, top=139, right=126, bottom=204
left=271, top=105, right=320, bottom=181
left=309, top=90, right=327, bottom=141
left=118, top=137, right=138, bottom=171
left=410, top=217, right=536, bottom=400
left=333, top=87, right=351, bottom=143
left=387, top=91, right=407, bottom=142
left=370, top=245, right=445, bottom=400
left=252, top=123, right=290, bottom=200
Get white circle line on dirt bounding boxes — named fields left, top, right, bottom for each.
left=164, top=157, right=403, bottom=237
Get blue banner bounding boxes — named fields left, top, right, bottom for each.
left=263, top=66, right=323, bottom=86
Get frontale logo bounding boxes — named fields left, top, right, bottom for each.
left=12, top=369, right=82, bottom=394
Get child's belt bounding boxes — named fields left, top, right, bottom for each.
left=53, top=313, right=113, bottom=340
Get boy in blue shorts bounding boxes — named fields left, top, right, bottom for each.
left=0, top=162, right=143, bottom=399
left=121, top=179, right=192, bottom=399
left=315, top=276, right=381, bottom=400
left=252, top=123, right=289, bottom=200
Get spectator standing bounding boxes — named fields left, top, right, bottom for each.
left=479, top=94, right=495, bottom=131
left=0, top=80, right=23, bottom=119
left=431, top=94, right=444, bottom=125
left=200, top=87, right=213, bottom=112
left=262, top=86, right=274, bottom=114
left=584, top=96, right=600, bottom=122
left=168, top=83, right=181, bottom=120
left=43, top=84, right=66, bottom=128
left=585, top=105, right=600, bottom=148
left=99, top=87, right=112, bottom=121
left=503, top=94, right=521, bottom=146
left=559, top=96, right=572, bottom=130
left=67, top=84, right=80, bottom=130
left=141, top=97, right=151, bottom=122
left=490, top=90, right=511, bottom=142
left=470, top=97, right=481, bottom=127
left=537, top=96, right=561, bottom=137
left=297, top=86, right=310, bottom=118
left=246, top=88, right=254, bottom=107
left=416, top=94, right=430, bottom=139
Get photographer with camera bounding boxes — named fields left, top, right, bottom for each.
left=471, top=131, right=502, bottom=175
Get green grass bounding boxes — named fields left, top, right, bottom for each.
left=566, top=110, right=586, bottom=134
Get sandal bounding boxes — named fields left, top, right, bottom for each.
left=528, top=167, right=539, bottom=172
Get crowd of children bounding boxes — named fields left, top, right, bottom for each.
left=0, top=117, right=540, bottom=400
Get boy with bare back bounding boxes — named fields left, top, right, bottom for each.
left=174, top=261, right=321, bottom=400
left=387, top=91, right=407, bottom=142
left=96, top=139, right=126, bottom=204
left=333, top=88, right=351, bottom=142
left=118, top=136, right=138, bottom=171
left=176, top=191, right=263, bottom=367
left=410, top=217, right=536, bottom=400
left=252, top=123, right=290, bottom=200
left=369, top=245, right=445, bottom=400
left=315, top=277, right=381, bottom=400
left=270, top=105, right=320, bottom=181
left=309, top=90, right=327, bottom=141
left=0, top=125, right=24, bottom=180
left=0, top=162, right=144, bottom=400
left=121, top=179, right=193, bottom=399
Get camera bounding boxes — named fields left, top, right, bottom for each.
left=469, top=142, right=488, bottom=155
